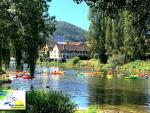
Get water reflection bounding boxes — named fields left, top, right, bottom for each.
left=8, top=65, right=150, bottom=110
left=87, top=76, right=150, bottom=106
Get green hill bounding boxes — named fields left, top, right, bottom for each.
left=54, top=21, right=87, bottom=42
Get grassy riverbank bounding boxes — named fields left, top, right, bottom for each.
left=37, top=58, right=110, bottom=70
left=0, top=89, right=149, bottom=113
left=118, top=60, right=150, bottom=72
left=76, top=104, right=149, bottom=113
left=38, top=58, right=150, bottom=74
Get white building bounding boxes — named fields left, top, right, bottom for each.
left=49, top=42, right=89, bottom=61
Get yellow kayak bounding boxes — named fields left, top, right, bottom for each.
left=84, top=72, right=104, bottom=76
left=107, top=75, right=113, bottom=79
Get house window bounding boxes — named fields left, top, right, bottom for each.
left=63, top=55, right=65, bottom=58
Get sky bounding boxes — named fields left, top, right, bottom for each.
left=49, top=0, right=90, bottom=31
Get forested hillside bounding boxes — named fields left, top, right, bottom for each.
left=54, top=21, right=87, bottom=42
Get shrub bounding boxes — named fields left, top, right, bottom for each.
left=87, top=106, right=98, bottom=113
left=75, top=106, right=99, bottom=113
left=72, top=57, right=80, bottom=65
left=2, top=90, right=76, bottom=113
left=78, top=55, right=89, bottom=60
left=0, top=69, right=6, bottom=75
left=108, top=54, right=125, bottom=68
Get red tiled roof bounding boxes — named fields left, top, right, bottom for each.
left=56, top=42, right=89, bottom=51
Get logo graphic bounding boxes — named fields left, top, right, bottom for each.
left=0, top=90, right=26, bottom=110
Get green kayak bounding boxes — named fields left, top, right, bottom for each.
left=124, top=76, right=138, bottom=79
left=76, top=72, right=84, bottom=76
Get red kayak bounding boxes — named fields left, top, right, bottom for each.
left=22, top=75, right=32, bottom=79
left=138, top=73, right=145, bottom=77
left=16, top=74, right=23, bottom=78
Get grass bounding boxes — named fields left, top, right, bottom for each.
left=38, top=58, right=150, bottom=74
left=76, top=104, right=149, bottom=113
left=37, top=58, right=110, bottom=71
left=118, top=60, right=150, bottom=73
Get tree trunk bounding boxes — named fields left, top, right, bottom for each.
left=28, top=48, right=38, bottom=78
left=0, top=39, right=2, bottom=73
left=16, top=48, right=22, bottom=71
left=0, top=49, right=2, bottom=73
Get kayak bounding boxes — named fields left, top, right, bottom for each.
left=76, top=72, right=84, bottom=76
left=107, top=75, right=112, bottom=79
left=21, top=75, right=32, bottom=79
left=117, top=74, right=125, bottom=76
left=83, top=72, right=104, bottom=76
left=21, top=75, right=29, bottom=79
left=16, top=74, right=23, bottom=78
left=138, top=73, right=145, bottom=77
left=92, top=72, right=104, bottom=74
left=35, top=71, right=43, bottom=74
left=50, top=71, right=64, bottom=75
left=130, top=75, right=138, bottom=77
left=16, top=72, right=30, bottom=78
left=124, top=76, right=138, bottom=79
left=92, top=72, right=104, bottom=75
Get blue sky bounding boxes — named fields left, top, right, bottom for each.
left=49, top=0, right=90, bottom=31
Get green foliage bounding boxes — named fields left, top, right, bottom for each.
left=72, top=57, right=80, bottom=65
left=75, top=106, right=99, bottom=113
left=119, top=60, right=150, bottom=71
left=1, top=90, right=76, bottom=113
left=105, top=17, right=113, bottom=56
left=108, top=54, right=125, bottom=68
left=88, top=7, right=107, bottom=63
left=84, top=0, right=150, bottom=63
left=0, top=0, right=55, bottom=76
left=87, top=106, right=98, bottom=113
left=0, top=68, right=6, bottom=74
left=123, top=10, right=135, bottom=61
left=75, top=0, right=150, bottom=66
left=54, top=21, right=87, bottom=42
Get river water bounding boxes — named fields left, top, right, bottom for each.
left=8, top=65, right=150, bottom=110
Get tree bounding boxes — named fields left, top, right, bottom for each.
left=11, top=0, right=55, bottom=77
left=88, top=7, right=107, bottom=63
left=75, top=0, right=150, bottom=63
left=105, top=17, right=113, bottom=56
left=0, top=0, right=55, bottom=76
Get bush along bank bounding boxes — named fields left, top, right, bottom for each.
left=1, top=90, right=77, bottom=113
left=118, top=60, right=150, bottom=74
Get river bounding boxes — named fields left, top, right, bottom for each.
left=8, top=65, right=150, bottom=111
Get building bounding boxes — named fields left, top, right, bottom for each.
left=38, top=42, right=55, bottom=58
left=38, top=44, right=49, bottom=57
left=49, top=42, right=89, bottom=61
